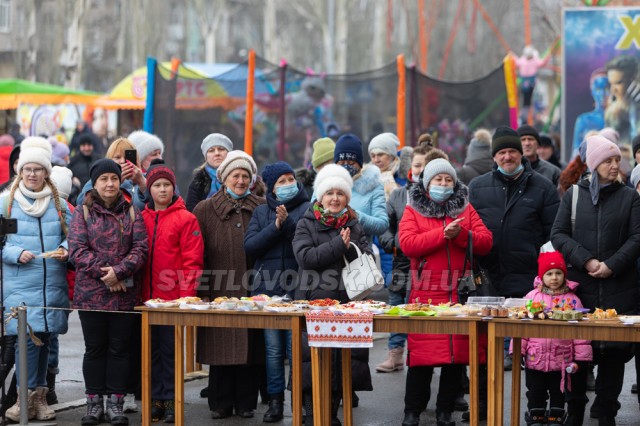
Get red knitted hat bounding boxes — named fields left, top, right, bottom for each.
left=538, top=251, right=567, bottom=278
left=146, top=160, right=176, bottom=190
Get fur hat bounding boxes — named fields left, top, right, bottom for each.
left=538, top=251, right=567, bottom=278
left=18, top=136, right=53, bottom=175
left=128, top=130, right=164, bottom=161
left=311, top=137, right=336, bottom=170
left=368, top=132, right=400, bottom=158
left=491, top=126, right=522, bottom=156
left=50, top=166, right=73, bottom=200
left=314, top=164, right=353, bottom=202
left=262, top=161, right=295, bottom=194
left=201, top=133, right=233, bottom=157
left=146, top=159, right=176, bottom=190
left=216, top=150, right=257, bottom=183
left=334, top=133, right=364, bottom=167
left=422, top=158, right=457, bottom=190
left=586, top=135, right=622, bottom=172
left=90, top=158, right=121, bottom=186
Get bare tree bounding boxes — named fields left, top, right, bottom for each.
left=190, top=0, right=227, bottom=63
left=60, top=0, right=85, bottom=88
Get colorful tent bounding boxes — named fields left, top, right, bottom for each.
left=0, top=79, right=101, bottom=110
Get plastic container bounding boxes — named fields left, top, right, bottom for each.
left=503, top=298, right=529, bottom=308
left=467, top=297, right=505, bottom=306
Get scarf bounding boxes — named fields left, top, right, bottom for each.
left=205, top=165, right=222, bottom=198
left=312, top=201, right=351, bottom=229
left=539, top=284, right=571, bottom=296
left=14, top=181, right=53, bottom=218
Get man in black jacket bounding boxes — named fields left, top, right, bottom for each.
left=468, top=126, right=559, bottom=370
left=67, top=135, right=101, bottom=188
left=517, top=124, right=561, bottom=185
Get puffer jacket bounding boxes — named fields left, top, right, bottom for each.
left=350, top=165, right=389, bottom=241
left=244, top=184, right=309, bottom=298
left=292, top=206, right=373, bottom=392
left=141, top=196, right=204, bottom=302
left=399, top=182, right=493, bottom=367
left=512, top=277, right=592, bottom=372
left=1, top=191, right=71, bottom=335
left=468, top=159, right=559, bottom=298
left=531, top=157, right=561, bottom=186
left=69, top=190, right=148, bottom=311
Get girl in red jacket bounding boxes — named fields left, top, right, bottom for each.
left=398, top=159, right=492, bottom=426
left=141, top=161, right=204, bottom=422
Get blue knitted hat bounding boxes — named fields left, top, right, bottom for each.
left=262, top=161, right=295, bottom=194
left=334, top=133, right=364, bottom=167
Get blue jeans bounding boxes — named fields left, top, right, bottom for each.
left=388, top=289, right=407, bottom=349
left=48, top=334, right=59, bottom=374
left=264, top=329, right=292, bottom=395
left=15, top=332, right=50, bottom=390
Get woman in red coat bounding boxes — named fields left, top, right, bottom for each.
left=398, top=159, right=492, bottom=426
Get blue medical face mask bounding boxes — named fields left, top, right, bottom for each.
left=498, top=163, right=524, bottom=177
left=429, top=185, right=454, bottom=202
left=275, top=183, right=298, bottom=202
left=227, top=187, right=251, bottom=200
left=341, top=164, right=360, bottom=177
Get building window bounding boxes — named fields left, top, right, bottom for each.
left=0, top=0, right=10, bottom=33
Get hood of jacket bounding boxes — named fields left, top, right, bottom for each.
left=353, top=164, right=383, bottom=195
left=408, top=181, right=469, bottom=219
left=143, top=195, right=186, bottom=217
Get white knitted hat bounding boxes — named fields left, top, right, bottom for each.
left=18, top=137, right=52, bottom=175
left=127, top=130, right=164, bottom=161
left=314, top=164, right=353, bottom=202
left=50, top=166, right=73, bottom=200
left=368, top=132, right=400, bottom=158
left=201, top=133, right=233, bottom=157
left=216, top=150, right=257, bottom=183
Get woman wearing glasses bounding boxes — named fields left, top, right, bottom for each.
left=0, top=137, right=71, bottom=422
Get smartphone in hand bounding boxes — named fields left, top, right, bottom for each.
left=124, top=149, right=137, bottom=165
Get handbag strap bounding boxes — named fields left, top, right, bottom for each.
left=343, top=242, right=363, bottom=267
left=462, top=230, right=473, bottom=273
left=571, top=184, right=578, bottom=235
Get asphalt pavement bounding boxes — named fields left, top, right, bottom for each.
left=6, top=311, right=640, bottom=425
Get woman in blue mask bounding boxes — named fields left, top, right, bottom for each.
left=192, top=150, right=266, bottom=420
left=398, top=158, right=493, bottom=426
left=243, top=161, right=309, bottom=422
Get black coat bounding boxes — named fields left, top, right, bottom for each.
left=68, top=152, right=101, bottom=189
left=551, top=180, right=640, bottom=316
left=186, top=167, right=212, bottom=212
left=244, top=184, right=309, bottom=298
left=379, top=184, right=411, bottom=292
left=468, top=160, right=560, bottom=298
left=292, top=207, right=373, bottom=392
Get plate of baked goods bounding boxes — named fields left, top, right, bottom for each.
left=264, top=303, right=300, bottom=313
left=144, top=298, right=181, bottom=308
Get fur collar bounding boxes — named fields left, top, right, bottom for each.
left=353, top=165, right=383, bottom=195
left=408, top=181, right=469, bottom=218
left=191, top=166, right=212, bottom=191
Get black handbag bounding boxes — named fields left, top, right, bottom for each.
left=457, top=231, right=496, bottom=304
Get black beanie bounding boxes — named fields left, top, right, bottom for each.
left=517, top=124, right=540, bottom=144
left=90, top=159, right=122, bottom=186
left=633, top=135, right=640, bottom=157
left=492, top=126, right=523, bottom=156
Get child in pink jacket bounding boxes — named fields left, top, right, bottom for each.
left=513, top=251, right=592, bottom=426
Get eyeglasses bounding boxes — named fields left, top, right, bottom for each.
left=22, top=167, right=45, bottom=176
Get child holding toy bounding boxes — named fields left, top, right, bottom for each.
left=513, top=251, right=592, bottom=426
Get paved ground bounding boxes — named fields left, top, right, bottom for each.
left=5, top=311, right=640, bottom=425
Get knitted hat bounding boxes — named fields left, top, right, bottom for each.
left=78, top=134, right=94, bottom=146
left=599, top=127, right=620, bottom=143
left=311, top=137, right=336, bottom=170
left=334, top=133, right=364, bottom=167
left=0, top=134, right=15, bottom=147
left=127, top=130, right=164, bottom=160
left=368, top=132, right=400, bottom=158
left=491, top=126, right=523, bottom=156
left=314, top=163, right=353, bottom=202
left=90, top=158, right=122, bottom=186
left=538, top=251, right=567, bottom=278
left=421, top=158, right=457, bottom=190
left=216, top=150, right=257, bottom=183
left=49, top=137, right=70, bottom=165
left=632, top=135, right=640, bottom=157
left=146, top=159, right=176, bottom=190
left=50, top=166, right=73, bottom=200
left=585, top=135, right=622, bottom=172
left=517, top=124, right=540, bottom=144
left=539, top=134, right=554, bottom=148
left=18, top=136, right=53, bottom=175
left=201, top=133, right=233, bottom=157
left=262, top=161, right=295, bottom=194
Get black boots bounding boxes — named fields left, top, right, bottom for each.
left=565, top=402, right=585, bottom=426
left=547, top=407, right=567, bottom=426
left=402, top=411, right=420, bottom=426
left=525, top=408, right=546, bottom=426
left=263, top=393, right=284, bottom=423
left=46, top=371, right=58, bottom=405
left=436, top=410, right=455, bottom=426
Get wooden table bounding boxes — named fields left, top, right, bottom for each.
left=135, top=307, right=305, bottom=426
left=486, top=317, right=640, bottom=426
left=311, top=315, right=487, bottom=426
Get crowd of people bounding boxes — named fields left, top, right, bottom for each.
left=0, top=118, right=638, bottom=426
